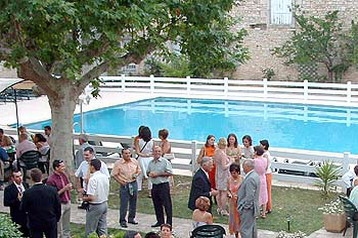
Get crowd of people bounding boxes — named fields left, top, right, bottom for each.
left=1, top=124, right=274, bottom=238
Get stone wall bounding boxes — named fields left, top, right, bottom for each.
left=232, top=0, right=358, bottom=82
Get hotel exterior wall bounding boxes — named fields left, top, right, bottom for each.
left=232, top=0, right=358, bottom=81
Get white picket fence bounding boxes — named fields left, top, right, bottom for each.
left=99, top=75, right=358, bottom=107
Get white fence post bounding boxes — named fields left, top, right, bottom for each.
left=186, top=76, right=191, bottom=96
left=224, top=77, right=228, bottom=98
left=263, top=78, right=268, bottom=99
left=347, top=81, right=352, bottom=104
left=191, top=140, right=197, bottom=173
left=150, top=75, right=154, bottom=94
left=303, top=80, right=308, bottom=102
left=121, top=74, right=125, bottom=92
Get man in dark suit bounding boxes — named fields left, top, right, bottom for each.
left=21, top=168, right=61, bottom=238
left=238, top=159, right=260, bottom=238
left=3, top=170, right=30, bottom=237
left=188, top=156, right=218, bottom=213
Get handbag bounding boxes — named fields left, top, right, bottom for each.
left=135, top=141, right=148, bottom=159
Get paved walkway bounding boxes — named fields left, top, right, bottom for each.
left=0, top=190, right=349, bottom=237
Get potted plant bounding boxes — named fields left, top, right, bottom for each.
left=318, top=198, right=346, bottom=232
left=315, top=161, right=340, bottom=197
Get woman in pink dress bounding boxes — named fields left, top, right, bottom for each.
left=227, top=163, right=243, bottom=238
left=253, top=145, right=268, bottom=218
left=214, top=138, right=231, bottom=216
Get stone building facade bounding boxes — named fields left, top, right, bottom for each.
left=232, top=0, right=358, bottom=82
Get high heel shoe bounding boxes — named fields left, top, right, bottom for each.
left=220, top=210, right=229, bottom=216
left=216, top=208, right=221, bottom=215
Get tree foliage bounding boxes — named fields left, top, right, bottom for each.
left=0, top=0, right=248, bottom=168
left=273, top=9, right=351, bottom=82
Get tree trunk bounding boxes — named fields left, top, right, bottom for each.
left=46, top=81, right=79, bottom=172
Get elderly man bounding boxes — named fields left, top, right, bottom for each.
left=147, top=146, right=173, bottom=227
left=16, top=133, right=37, bottom=159
left=82, top=159, right=109, bottom=237
left=46, top=160, right=72, bottom=238
left=111, top=148, right=141, bottom=228
left=188, top=156, right=218, bottom=213
left=238, top=159, right=260, bottom=238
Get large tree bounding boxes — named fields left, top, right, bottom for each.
left=0, top=0, right=248, bottom=168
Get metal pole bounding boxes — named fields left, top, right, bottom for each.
left=80, top=100, right=84, bottom=133
left=13, top=87, right=20, bottom=135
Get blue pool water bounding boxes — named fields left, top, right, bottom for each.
left=27, top=97, right=358, bottom=154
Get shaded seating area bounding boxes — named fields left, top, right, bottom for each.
left=17, top=150, right=41, bottom=181
left=339, top=195, right=358, bottom=237
left=190, top=225, right=226, bottom=238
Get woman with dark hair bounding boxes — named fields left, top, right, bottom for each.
left=196, top=135, right=216, bottom=189
left=33, top=133, right=50, bottom=174
left=227, top=163, right=243, bottom=238
left=260, top=139, right=272, bottom=214
left=135, top=126, right=154, bottom=195
left=133, top=125, right=146, bottom=149
left=227, top=133, right=241, bottom=163
left=242, top=135, right=254, bottom=159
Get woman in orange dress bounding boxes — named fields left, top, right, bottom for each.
left=227, top=163, right=243, bottom=238
left=197, top=135, right=216, bottom=189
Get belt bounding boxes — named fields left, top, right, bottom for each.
left=89, top=201, right=107, bottom=205
left=152, top=182, right=169, bottom=186
left=61, top=201, right=70, bottom=205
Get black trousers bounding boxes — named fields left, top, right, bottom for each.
left=151, top=182, right=172, bottom=225
left=30, top=219, right=57, bottom=238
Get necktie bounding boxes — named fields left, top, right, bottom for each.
left=18, top=186, right=23, bottom=193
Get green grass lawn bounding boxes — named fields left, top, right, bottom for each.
left=107, top=175, right=340, bottom=235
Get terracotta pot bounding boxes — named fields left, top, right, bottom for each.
left=323, top=213, right=346, bottom=233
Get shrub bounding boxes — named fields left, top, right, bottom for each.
left=0, top=214, right=23, bottom=238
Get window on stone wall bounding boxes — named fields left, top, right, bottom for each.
left=270, top=0, right=293, bottom=25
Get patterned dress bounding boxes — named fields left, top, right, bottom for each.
left=254, top=156, right=268, bottom=206
left=228, top=176, right=243, bottom=235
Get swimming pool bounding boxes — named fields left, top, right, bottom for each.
left=27, top=97, right=358, bottom=154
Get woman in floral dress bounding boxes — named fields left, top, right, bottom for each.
left=227, top=163, right=243, bottom=238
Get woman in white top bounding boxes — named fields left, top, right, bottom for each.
left=260, top=139, right=272, bottom=214
left=192, top=196, right=213, bottom=229
left=135, top=126, right=154, bottom=196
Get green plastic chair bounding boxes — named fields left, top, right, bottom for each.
left=339, top=195, right=358, bottom=237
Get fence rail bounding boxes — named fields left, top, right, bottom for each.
left=99, top=75, right=358, bottom=107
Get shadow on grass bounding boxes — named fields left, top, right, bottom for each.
left=107, top=175, right=341, bottom=235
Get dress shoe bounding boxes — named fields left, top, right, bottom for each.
left=120, top=222, right=128, bottom=228
left=151, top=222, right=162, bottom=228
left=128, top=220, right=139, bottom=225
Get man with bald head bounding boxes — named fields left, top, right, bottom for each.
left=238, top=159, right=260, bottom=238
left=188, top=156, right=218, bottom=213
left=147, top=146, right=173, bottom=227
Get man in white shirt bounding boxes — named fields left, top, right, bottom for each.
left=342, top=165, right=358, bottom=197
left=82, top=159, right=109, bottom=238
left=75, top=146, right=109, bottom=209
